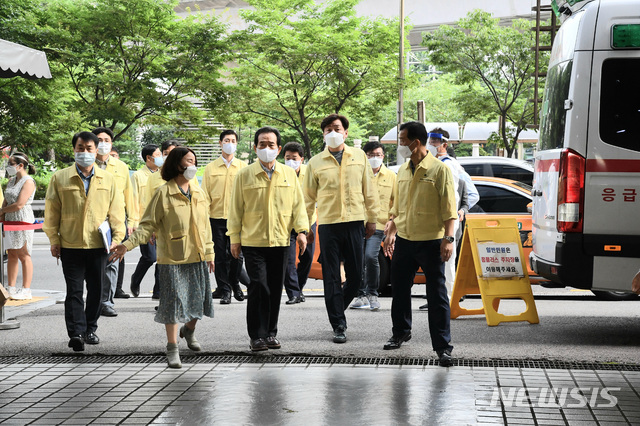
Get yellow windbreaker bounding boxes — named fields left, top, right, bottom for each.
left=227, top=161, right=309, bottom=247
left=201, top=157, right=247, bottom=219
left=100, top=156, right=136, bottom=228
left=124, top=179, right=214, bottom=264
left=296, top=163, right=317, bottom=225
left=303, top=145, right=379, bottom=227
left=390, top=153, right=457, bottom=241
left=43, top=165, right=126, bottom=249
left=373, top=165, right=396, bottom=230
left=145, top=170, right=197, bottom=208
left=130, top=166, right=156, bottom=228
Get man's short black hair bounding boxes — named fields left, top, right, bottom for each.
left=282, top=142, right=304, bottom=158
left=429, top=127, right=450, bottom=140
left=72, top=131, right=99, bottom=148
left=161, top=146, right=197, bottom=182
left=399, top=121, right=428, bottom=146
left=254, top=126, right=281, bottom=147
left=363, top=141, right=384, bottom=154
left=320, top=114, right=349, bottom=131
left=161, top=139, right=181, bottom=152
left=219, top=129, right=238, bottom=142
left=110, top=146, right=119, bottom=154
left=92, top=127, right=115, bottom=140
left=141, top=144, right=158, bottom=162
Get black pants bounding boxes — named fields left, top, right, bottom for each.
left=61, top=248, right=107, bottom=338
left=390, top=237, right=453, bottom=353
left=243, top=246, right=288, bottom=340
left=130, top=242, right=159, bottom=296
left=318, top=221, right=365, bottom=331
left=211, top=218, right=243, bottom=295
left=283, top=222, right=316, bottom=298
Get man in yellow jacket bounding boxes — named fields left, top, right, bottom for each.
left=129, top=144, right=163, bottom=298
left=282, top=142, right=317, bottom=304
left=92, top=127, right=135, bottom=315
left=303, top=114, right=379, bottom=344
left=44, top=131, right=126, bottom=352
left=201, top=130, right=248, bottom=304
left=227, top=126, right=308, bottom=352
left=382, top=121, right=457, bottom=367
left=349, top=141, right=396, bottom=311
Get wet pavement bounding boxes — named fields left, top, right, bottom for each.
left=1, top=356, right=639, bottom=425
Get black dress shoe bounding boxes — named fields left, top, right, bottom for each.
left=220, top=294, right=231, bottom=304
left=85, top=332, right=100, bottom=345
left=114, top=288, right=130, bottom=299
left=265, top=336, right=281, bottom=349
left=68, top=336, right=85, bottom=352
left=101, top=306, right=118, bottom=317
left=233, top=286, right=245, bottom=302
left=285, top=296, right=300, bottom=305
left=437, top=349, right=453, bottom=367
left=250, top=338, right=268, bottom=351
left=130, top=283, right=140, bottom=298
left=211, top=288, right=224, bottom=299
left=151, top=293, right=160, bottom=300
left=383, top=332, right=412, bottom=350
left=299, top=292, right=305, bottom=302
left=333, top=326, right=347, bottom=344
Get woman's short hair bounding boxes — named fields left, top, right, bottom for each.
left=161, top=146, right=197, bottom=182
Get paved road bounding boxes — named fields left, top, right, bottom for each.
left=2, top=232, right=639, bottom=363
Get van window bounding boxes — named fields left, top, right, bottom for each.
left=539, top=60, right=572, bottom=151
left=600, top=58, right=640, bottom=152
left=461, top=163, right=489, bottom=177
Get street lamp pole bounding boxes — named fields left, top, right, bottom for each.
left=397, top=0, right=405, bottom=148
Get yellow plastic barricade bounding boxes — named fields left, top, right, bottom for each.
left=450, top=217, right=539, bottom=326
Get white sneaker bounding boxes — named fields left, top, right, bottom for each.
left=10, top=288, right=32, bottom=300
left=7, top=286, right=17, bottom=297
left=349, top=296, right=370, bottom=309
left=368, top=295, right=381, bottom=311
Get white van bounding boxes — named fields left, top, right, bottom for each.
left=530, top=0, right=640, bottom=300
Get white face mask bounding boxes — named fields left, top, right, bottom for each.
left=222, top=143, right=237, bottom=155
left=97, top=142, right=112, bottom=156
left=5, top=165, right=17, bottom=176
left=397, top=140, right=416, bottom=159
left=285, top=159, right=301, bottom=170
left=368, top=157, right=383, bottom=170
left=75, top=152, right=96, bottom=168
left=256, top=147, right=279, bottom=163
left=427, top=144, right=439, bottom=157
left=324, top=131, right=344, bottom=149
left=182, top=165, right=198, bottom=180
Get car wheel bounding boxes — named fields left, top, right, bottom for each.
left=591, top=290, right=639, bottom=301
left=377, top=248, right=391, bottom=296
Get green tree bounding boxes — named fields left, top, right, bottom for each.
left=0, top=0, right=79, bottom=158
left=44, top=0, right=229, bottom=142
left=212, top=0, right=403, bottom=158
left=423, top=10, right=540, bottom=158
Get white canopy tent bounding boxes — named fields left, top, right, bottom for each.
left=0, top=38, right=52, bottom=79
left=380, top=122, right=460, bottom=144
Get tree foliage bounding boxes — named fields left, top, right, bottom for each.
left=44, top=0, right=229, bottom=142
left=211, top=0, right=403, bottom=158
left=423, top=10, right=540, bottom=157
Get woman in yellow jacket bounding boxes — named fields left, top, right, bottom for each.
left=111, top=147, right=214, bottom=368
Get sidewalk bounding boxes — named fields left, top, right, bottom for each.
left=0, top=356, right=639, bottom=425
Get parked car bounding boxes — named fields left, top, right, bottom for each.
left=457, top=156, right=534, bottom=186
left=307, top=176, right=544, bottom=294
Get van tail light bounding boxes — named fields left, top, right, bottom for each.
left=557, top=149, right=585, bottom=233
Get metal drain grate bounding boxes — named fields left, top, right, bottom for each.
left=1, top=355, right=639, bottom=371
